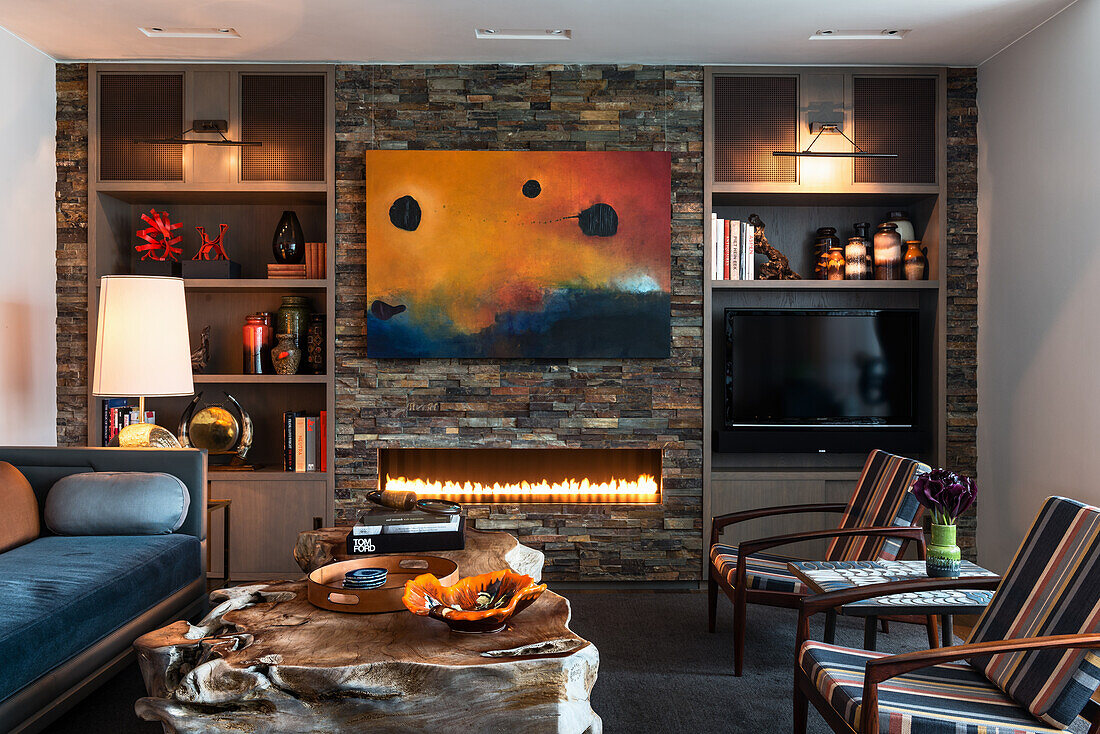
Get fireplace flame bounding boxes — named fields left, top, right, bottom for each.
left=385, top=473, right=660, bottom=503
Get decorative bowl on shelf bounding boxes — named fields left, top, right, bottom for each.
left=402, top=569, right=547, bottom=634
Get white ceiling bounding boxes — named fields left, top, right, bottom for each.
left=0, top=0, right=1077, bottom=66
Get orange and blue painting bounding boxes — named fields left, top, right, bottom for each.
left=365, top=150, right=671, bottom=358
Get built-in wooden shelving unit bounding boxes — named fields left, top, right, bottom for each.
left=86, top=64, right=336, bottom=580
left=702, top=66, right=949, bottom=574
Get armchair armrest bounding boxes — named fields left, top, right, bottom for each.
left=796, top=575, right=1001, bottom=650
left=732, top=525, right=927, bottom=595
left=856, top=633, right=1100, bottom=734
left=739, top=525, right=926, bottom=560
left=710, top=502, right=846, bottom=546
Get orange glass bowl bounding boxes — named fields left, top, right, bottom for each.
left=402, top=569, right=547, bottom=633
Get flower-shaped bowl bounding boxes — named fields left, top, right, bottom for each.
left=401, top=569, right=547, bottom=633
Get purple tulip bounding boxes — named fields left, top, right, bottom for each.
left=910, top=468, right=976, bottom=524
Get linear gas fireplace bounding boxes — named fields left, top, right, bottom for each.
left=378, top=448, right=662, bottom=504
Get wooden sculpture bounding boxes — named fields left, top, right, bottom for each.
left=749, top=213, right=801, bottom=280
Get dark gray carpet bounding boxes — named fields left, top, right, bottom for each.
left=42, top=591, right=1088, bottom=733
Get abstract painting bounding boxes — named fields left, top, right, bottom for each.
left=365, top=150, right=671, bottom=358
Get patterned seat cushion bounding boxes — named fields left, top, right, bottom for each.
left=800, top=640, right=1066, bottom=734
left=710, top=543, right=805, bottom=594
left=826, top=450, right=929, bottom=562
left=968, top=496, right=1100, bottom=728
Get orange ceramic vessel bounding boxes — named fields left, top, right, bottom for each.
left=402, top=569, right=547, bottom=633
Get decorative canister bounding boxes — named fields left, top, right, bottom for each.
left=813, top=227, right=840, bottom=280
left=844, top=236, right=871, bottom=280
left=825, top=245, right=846, bottom=280
left=243, top=314, right=273, bottom=375
left=271, top=333, right=302, bottom=375
left=276, top=296, right=312, bottom=353
left=904, top=240, right=929, bottom=281
left=307, top=313, right=326, bottom=375
left=873, top=222, right=903, bottom=280
left=886, top=211, right=915, bottom=244
left=926, top=524, right=962, bottom=578
left=272, top=210, right=305, bottom=264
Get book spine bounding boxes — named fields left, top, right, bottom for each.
left=723, top=219, right=731, bottom=280
left=108, top=407, right=118, bottom=441
left=305, top=415, right=318, bottom=472
left=710, top=214, right=718, bottom=281
left=319, top=410, right=327, bottom=472
left=294, top=416, right=307, bottom=472
left=320, top=242, right=327, bottom=279
left=102, top=401, right=110, bottom=445
left=284, top=412, right=295, bottom=471
left=730, top=220, right=740, bottom=281
left=744, top=222, right=755, bottom=280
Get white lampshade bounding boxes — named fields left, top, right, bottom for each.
left=92, top=276, right=195, bottom=398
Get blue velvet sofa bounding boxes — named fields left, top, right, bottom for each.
left=0, top=447, right=208, bottom=734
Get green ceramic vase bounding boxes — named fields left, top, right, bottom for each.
left=926, top=523, right=962, bottom=578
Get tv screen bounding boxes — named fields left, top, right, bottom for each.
left=724, top=309, right=918, bottom=427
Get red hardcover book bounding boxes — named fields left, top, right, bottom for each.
left=319, top=410, right=327, bottom=472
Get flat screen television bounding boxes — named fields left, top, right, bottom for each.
left=718, top=308, right=927, bottom=453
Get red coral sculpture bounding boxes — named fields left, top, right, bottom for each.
left=136, top=209, right=183, bottom=262
left=194, top=224, right=230, bottom=261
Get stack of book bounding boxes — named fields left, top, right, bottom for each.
left=711, top=214, right=757, bottom=281
left=267, top=263, right=307, bottom=279
left=102, top=398, right=155, bottom=444
left=304, top=242, right=327, bottom=279
left=346, top=511, right=465, bottom=555
left=283, top=411, right=327, bottom=472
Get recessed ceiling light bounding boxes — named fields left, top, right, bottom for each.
left=475, top=28, right=572, bottom=40
left=140, top=27, right=241, bottom=39
left=809, top=29, right=909, bottom=40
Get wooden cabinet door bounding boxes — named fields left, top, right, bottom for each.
left=709, top=473, right=859, bottom=559
left=208, top=478, right=327, bottom=579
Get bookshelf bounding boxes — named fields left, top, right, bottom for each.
left=85, top=64, right=336, bottom=579
left=702, top=67, right=949, bottom=572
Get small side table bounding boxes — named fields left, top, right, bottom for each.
left=789, top=560, right=998, bottom=649
left=206, top=499, right=232, bottom=588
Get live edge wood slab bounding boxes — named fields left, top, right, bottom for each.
left=134, top=530, right=599, bottom=733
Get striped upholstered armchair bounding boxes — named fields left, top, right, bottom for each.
left=794, top=496, right=1100, bottom=734
left=709, top=450, right=931, bottom=676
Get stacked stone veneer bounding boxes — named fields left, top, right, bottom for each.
left=333, top=65, right=705, bottom=580
left=54, top=63, right=978, bottom=577
left=946, top=68, right=979, bottom=560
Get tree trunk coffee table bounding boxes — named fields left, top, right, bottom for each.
left=134, top=529, right=600, bottom=733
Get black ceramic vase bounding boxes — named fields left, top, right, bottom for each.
left=272, top=210, right=305, bottom=264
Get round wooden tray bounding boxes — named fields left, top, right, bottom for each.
left=307, top=555, right=459, bottom=614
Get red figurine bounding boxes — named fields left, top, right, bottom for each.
left=136, top=209, right=183, bottom=262
left=194, top=224, right=230, bottom=261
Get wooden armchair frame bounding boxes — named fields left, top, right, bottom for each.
left=792, top=577, right=1100, bottom=734
left=709, top=503, right=929, bottom=676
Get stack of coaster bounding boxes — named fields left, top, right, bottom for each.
left=343, top=567, right=388, bottom=590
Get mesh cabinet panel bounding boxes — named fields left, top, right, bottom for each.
left=240, top=74, right=326, bottom=182
left=853, top=76, right=937, bottom=184
left=99, top=74, right=184, bottom=181
left=713, top=75, right=798, bottom=184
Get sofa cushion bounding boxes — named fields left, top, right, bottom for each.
left=0, top=462, right=39, bottom=553
left=0, top=534, right=201, bottom=702
left=45, top=472, right=190, bottom=535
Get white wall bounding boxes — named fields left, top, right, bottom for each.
left=977, top=0, right=1100, bottom=570
left=0, top=28, right=56, bottom=445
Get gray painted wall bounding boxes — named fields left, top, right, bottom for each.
left=0, top=28, right=56, bottom=445
left=977, top=0, right=1099, bottom=570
